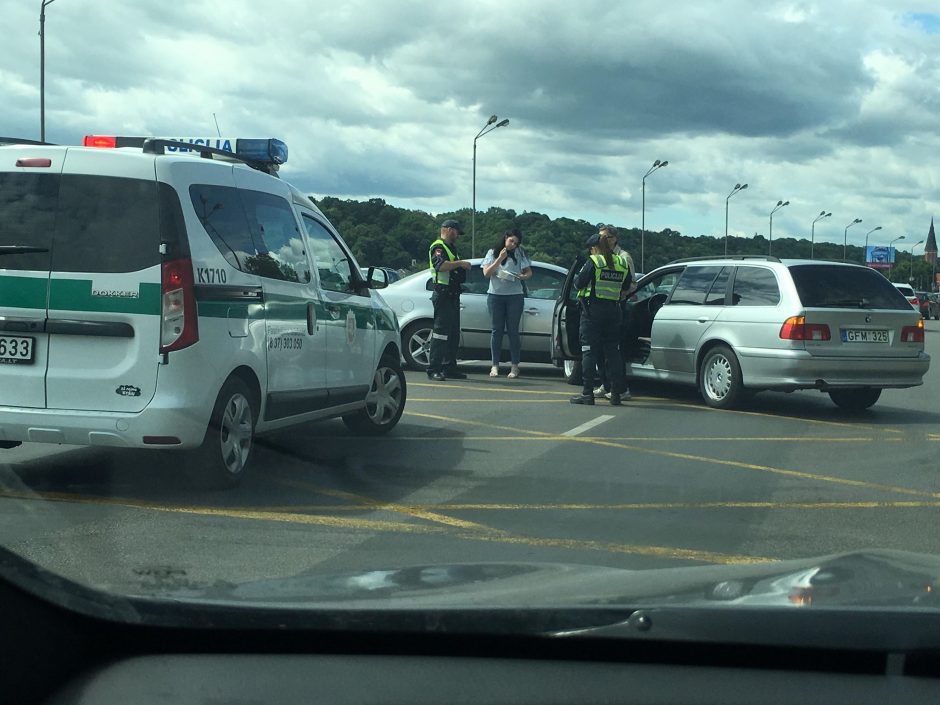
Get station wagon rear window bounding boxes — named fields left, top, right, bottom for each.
left=789, top=264, right=912, bottom=310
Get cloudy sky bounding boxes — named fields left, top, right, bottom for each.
left=3, top=0, right=939, bottom=253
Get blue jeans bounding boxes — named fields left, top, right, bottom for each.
left=487, top=293, right=524, bottom=365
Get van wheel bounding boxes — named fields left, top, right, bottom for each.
left=402, top=320, right=433, bottom=370
left=699, top=345, right=744, bottom=409
left=563, top=358, right=582, bottom=386
left=343, top=355, right=407, bottom=435
left=828, top=388, right=881, bottom=411
left=195, top=378, right=256, bottom=488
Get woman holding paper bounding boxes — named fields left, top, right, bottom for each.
left=481, top=229, right=532, bottom=378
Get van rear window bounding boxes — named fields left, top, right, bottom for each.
left=53, top=174, right=163, bottom=273
left=0, top=172, right=58, bottom=271
left=788, top=264, right=912, bottom=310
left=1, top=172, right=177, bottom=274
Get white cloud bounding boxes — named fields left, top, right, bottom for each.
left=2, top=0, right=937, bottom=247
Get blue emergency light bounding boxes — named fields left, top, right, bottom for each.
left=234, top=138, right=288, bottom=165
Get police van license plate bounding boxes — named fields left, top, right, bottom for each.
left=841, top=329, right=888, bottom=343
left=0, top=335, right=35, bottom=364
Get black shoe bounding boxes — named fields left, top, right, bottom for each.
left=609, top=393, right=622, bottom=406
left=428, top=372, right=446, bottom=381
left=570, top=393, right=595, bottom=405
left=445, top=370, right=468, bottom=380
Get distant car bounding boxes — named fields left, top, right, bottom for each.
left=915, top=291, right=931, bottom=319
left=553, top=256, right=930, bottom=410
left=379, top=259, right=568, bottom=370
left=360, top=266, right=402, bottom=284
left=928, top=293, right=940, bottom=320
left=893, top=283, right=919, bottom=311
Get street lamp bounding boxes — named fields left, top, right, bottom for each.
left=889, top=235, right=905, bottom=276
left=810, top=211, right=831, bottom=259
left=471, top=114, right=509, bottom=258
left=863, top=226, right=882, bottom=265
left=40, top=0, right=57, bottom=143
left=641, top=159, right=668, bottom=272
left=724, top=183, right=747, bottom=255
left=768, top=200, right=789, bottom=256
left=843, top=218, right=862, bottom=262
left=910, top=240, right=925, bottom=283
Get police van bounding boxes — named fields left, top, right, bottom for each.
left=0, top=135, right=405, bottom=486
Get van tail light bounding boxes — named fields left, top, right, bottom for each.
left=780, top=316, right=831, bottom=341
left=901, top=320, right=924, bottom=343
left=83, top=135, right=118, bottom=148
left=160, top=258, right=199, bottom=353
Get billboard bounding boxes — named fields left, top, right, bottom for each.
left=865, top=245, right=897, bottom=269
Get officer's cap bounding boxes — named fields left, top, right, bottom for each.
left=441, top=219, right=463, bottom=233
left=584, top=233, right=600, bottom=247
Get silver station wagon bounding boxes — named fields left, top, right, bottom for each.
left=553, top=256, right=930, bottom=410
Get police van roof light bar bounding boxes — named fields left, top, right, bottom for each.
left=82, top=136, right=287, bottom=177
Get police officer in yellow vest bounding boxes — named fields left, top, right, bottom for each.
left=570, top=229, right=630, bottom=405
left=427, top=219, right=472, bottom=381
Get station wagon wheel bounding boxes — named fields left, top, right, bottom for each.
left=699, top=345, right=744, bottom=409
left=828, top=387, right=881, bottom=412
left=343, top=355, right=407, bottom=435
left=402, top=320, right=433, bottom=370
left=196, top=377, right=257, bottom=488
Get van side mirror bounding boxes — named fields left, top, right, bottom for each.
left=367, top=266, right=389, bottom=290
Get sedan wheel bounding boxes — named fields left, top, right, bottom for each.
left=563, top=358, right=582, bottom=386
left=402, top=321, right=433, bottom=370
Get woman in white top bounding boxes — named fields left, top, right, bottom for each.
left=481, top=229, right=532, bottom=378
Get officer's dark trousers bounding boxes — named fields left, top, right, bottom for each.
left=579, top=300, right=624, bottom=396
left=597, top=300, right=631, bottom=391
left=428, top=290, right=461, bottom=374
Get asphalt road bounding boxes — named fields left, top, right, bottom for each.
left=1, top=321, right=939, bottom=595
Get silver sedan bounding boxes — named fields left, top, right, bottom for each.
left=378, top=259, right=568, bottom=370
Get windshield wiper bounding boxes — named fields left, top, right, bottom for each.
left=0, top=245, right=49, bottom=256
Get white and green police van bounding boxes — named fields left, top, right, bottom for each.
left=0, top=135, right=405, bottom=486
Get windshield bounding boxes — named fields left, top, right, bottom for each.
left=2, top=0, right=940, bottom=648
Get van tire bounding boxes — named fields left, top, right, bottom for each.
left=195, top=377, right=257, bottom=488
left=699, top=345, right=744, bottom=409
left=828, top=387, right=881, bottom=411
left=343, top=355, right=407, bottom=435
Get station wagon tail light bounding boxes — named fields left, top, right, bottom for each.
left=900, top=320, right=924, bottom=343
left=160, top=258, right=199, bottom=353
left=780, top=316, right=831, bottom=341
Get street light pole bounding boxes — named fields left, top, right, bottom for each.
left=863, top=226, right=882, bottom=265
left=724, top=183, right=747, bottom=256
left=641, top=159, right=668, bottom=272
left=40, top=0, right=57, bottom=143
left=471, top=115, right=509, bottom=258
left=768, top=200, right=789, bottom=256
left=889, top=235, right=905, bottom=277
left=810, top=211, right=831, bottom=259
left=910, top=240, right=925, bottom=283
left=843, top=218, right=862, bottom=262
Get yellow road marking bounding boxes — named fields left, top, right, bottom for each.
left=405, top=411, right=940, bottom=499
left=270, top=475, right=491, bottom=532
left=408, top=384, right=905, bottom=435
left=374, top=435, right=900, bottom=443
left=251, top=500, right=940, bottom=512
left=0, top=486, right=767, bottom=565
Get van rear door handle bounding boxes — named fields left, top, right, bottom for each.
left=307, top=302, right=318, bottom=334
